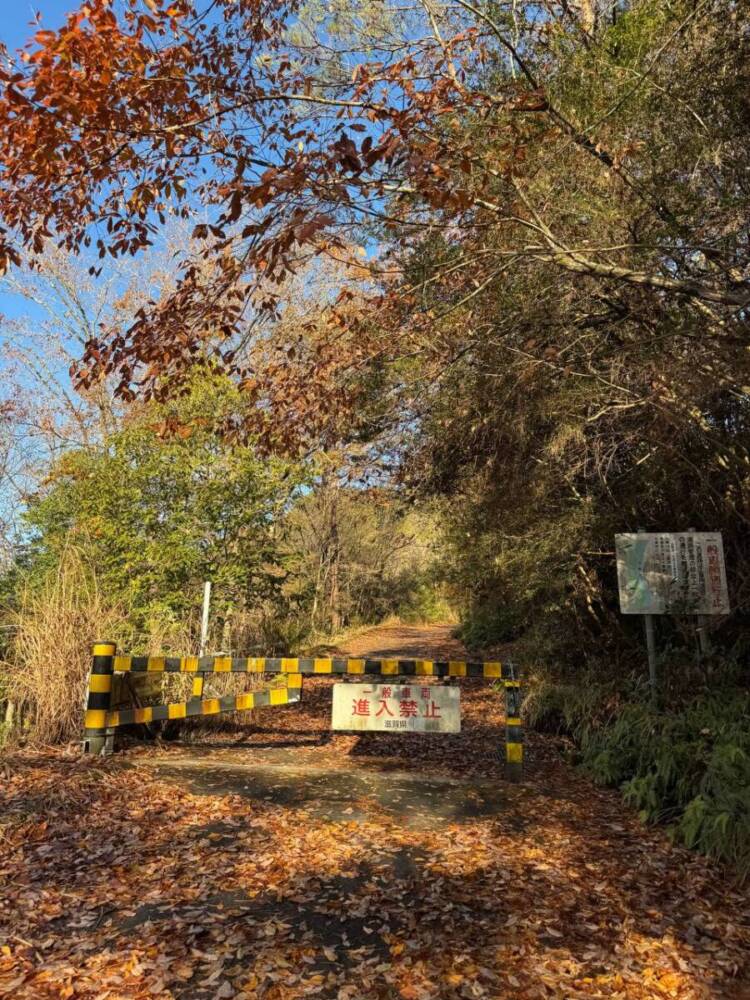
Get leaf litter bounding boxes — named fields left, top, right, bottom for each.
left=1, top=676, right=749, bottom=999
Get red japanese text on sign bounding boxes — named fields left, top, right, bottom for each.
left=332, top=683, right=461, bottom=733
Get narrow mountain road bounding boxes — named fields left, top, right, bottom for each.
left=331, top=621, right=474, bottom=660
left=1, top=624, right=749, bottom=999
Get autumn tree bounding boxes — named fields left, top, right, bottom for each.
left=0, top=225, right=202, bottom=548
left=0, top=0, right=746, bottom=429
left=282, top=463, right=442, bottom=634
left=1, top=0, right=749, bottom=663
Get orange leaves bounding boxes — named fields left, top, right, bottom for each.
left=148, top=418, right=193, bottom=440
left=0, top=0, right=743, bottom=434
left=34, top=30, right=58, bottom=47
left=2, top=698, right=750, bottom=1000
left=398, top=986, right=420, bottom=999
left=0, top=0, right=493, bottom=417
left=226, top=188, right=244, bottom=223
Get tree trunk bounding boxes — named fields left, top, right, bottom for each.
left=328, top=489, right=342, bottom=634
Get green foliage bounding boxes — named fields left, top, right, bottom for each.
left=20, top=372, right=305, bottom=642
left=402, top=0, right=750, bottom=682
left=282, top=484, right=446, bottom=634
left=527, top=677, right=750, bottom=875
left=398, top=580, right=454, bottom=625
left=453, top=602, right=522, bottom=650
left=5, top=369, right=446, bottom=681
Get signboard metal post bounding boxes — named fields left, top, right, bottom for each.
left=688, top=530, right=711, bottom=659
left=192, top=581, right=212, bottom=701
left=643, top=610, right=657, bottom=698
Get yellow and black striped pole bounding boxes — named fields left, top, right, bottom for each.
left=504, top=663, right=523, bottom=782
left=83, top=642, right=116, bottom=755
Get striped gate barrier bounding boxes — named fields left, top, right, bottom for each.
left=83, top=644, right=524, bottom=780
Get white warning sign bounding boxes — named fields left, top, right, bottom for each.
left=331, top=683, right=460, bottom=733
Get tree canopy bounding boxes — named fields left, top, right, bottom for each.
left=22, top=372, right=303, bottom=634
left=1, top=0, right=749, bottom=658
left=0, top=0, right=746, bottom=431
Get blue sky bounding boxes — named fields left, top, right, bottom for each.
left=1, top=2, right=80, bottom=321
left=2, top=1, right=75, bottom=52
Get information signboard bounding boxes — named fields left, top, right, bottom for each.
left=331, top=682, right=460, bottom=733
left=615, top=532, right=729, bottom=615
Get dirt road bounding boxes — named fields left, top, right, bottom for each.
left=332, top=622, right=473, bottom=660
left=1, top=624, right=749, bottom=999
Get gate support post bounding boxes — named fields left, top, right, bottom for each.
left=83, top=642, right=116, bottom=755
left=504, top=664, right=523, bottom=782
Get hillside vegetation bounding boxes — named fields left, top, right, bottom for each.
left=0, top=0, right=748, bottom=871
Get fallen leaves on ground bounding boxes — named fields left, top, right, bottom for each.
left=1, top=669, right=749, bottom=999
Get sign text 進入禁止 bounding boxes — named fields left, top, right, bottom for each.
left=331, top=683, right=460, bottom=732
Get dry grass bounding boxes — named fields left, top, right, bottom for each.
left=0, top=551, right=295, bottom=746
left=1, top=546, right=127, bottom=745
